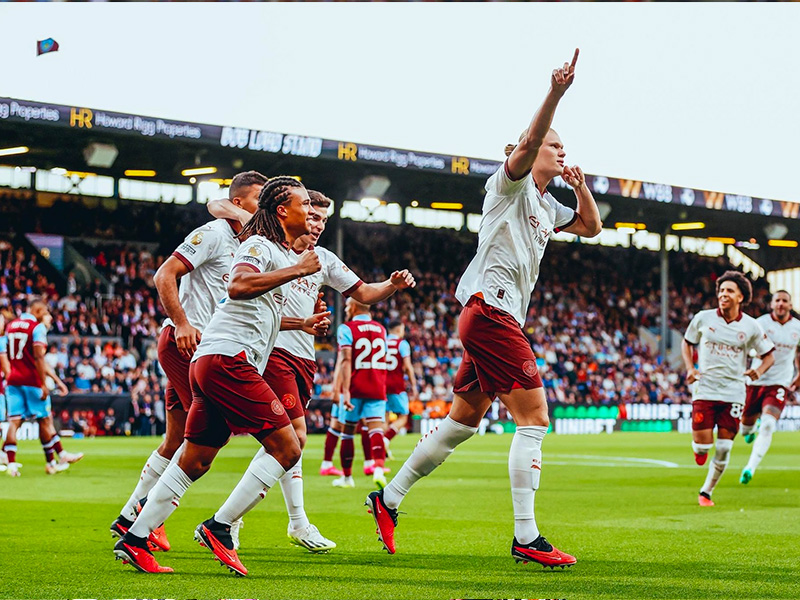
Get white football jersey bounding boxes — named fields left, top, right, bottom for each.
left=164, top=219, right=240, bottom=332
left=192, top=235, right=292, bottom=374
left=684, top=308, right=774, bottom=403
left=749, top=314, right=800, bottom=388
left=275, top=246, right=362, bottom=361
left=455, top=163, right=576, bottom=327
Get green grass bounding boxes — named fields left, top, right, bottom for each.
left=1, top=431, right=799, bottom=600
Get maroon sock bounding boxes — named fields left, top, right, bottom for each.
left=369, top=429, right=386, bottom=466
left=323, top=429, right=339, bottom=462
left=41, top=437, right=56, bottom=463
left=341, top=435, right=355, bottom=477
left=360, top=426, right=372, bottom=461
left=52, top=436, right=64, bottom=455
left=3, top=443, right=16, bottom=464
left=385, top=427, right=398, bottom=441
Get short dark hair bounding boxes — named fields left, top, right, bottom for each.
left=716, top=270, right=752, bottom=305
left=307, top=190, right=332, bottom=209
left=774, top=289, right=792, bottom=301
left=229, top=170, right=267, bottom=200
left=388, top=320, right=403, bottom=331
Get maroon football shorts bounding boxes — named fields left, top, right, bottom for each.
left=692, top=400, right=742, bottom=434
left=158, top=325, right=192, bottom=412
left=262, top=347, right=317, bottom=421
left=453, top=294, right=542, bottom=396
left=186, top=351, right=291, bottom=449
left=743, top=385, right=787, bottom=419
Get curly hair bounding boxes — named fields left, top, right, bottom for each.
left=716, top=270, right=753, bottom=306
left=237, top=176, right=305, bottom=245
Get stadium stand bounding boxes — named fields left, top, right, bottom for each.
left=0, top=188, right=789, bottom=438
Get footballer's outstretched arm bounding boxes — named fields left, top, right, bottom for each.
left=506, top=49, right=579, bottom=181
left=350, top=270, right=416, bottom=304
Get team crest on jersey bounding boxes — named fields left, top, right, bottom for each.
left=522, top=360, right=537, bottom=377
left=737, top=332, right=747, bottom=342
left=271, top=399, right=285, bottom=415
left=248, top=245, right=262, bottom=257
left=281, top=394, right=297, bottom=409
left=191, top=232, right=204, bottom=245
left=793, top=332, right=800, bottom=341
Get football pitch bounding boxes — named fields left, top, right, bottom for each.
left=1, top=431, right=799, bottom=600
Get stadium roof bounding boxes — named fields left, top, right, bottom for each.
left=2, top=96, right=800, bottom=270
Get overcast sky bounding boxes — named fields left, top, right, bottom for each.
left=1, top=3, right=798, bottom=202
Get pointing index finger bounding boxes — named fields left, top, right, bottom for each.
left=570, top=48, right=580, bottom=68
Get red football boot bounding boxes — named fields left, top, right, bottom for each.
left=511, top=536, right=577, bottom=569
left=113, top=535, right=173, bottom=574
left=194, top=518, right=248, bottom=576
left=365, top=490, right=398, bottom=554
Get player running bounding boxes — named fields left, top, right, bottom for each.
left=682, top=271, right=774, bottom=507
left=366, top=49, right=600, bottom=568
left=3, top=301, right=80, bottom=477
left=208, top=189, right=414, bottom=552
left=113, top=177, right=329, bottom=575
left=332, top=298, right=390, bottom=490
left=740, top=290, right=800, bottom=484
left=110, top=171, right=264, bottom=551
left=383, top=320, right=419, bottom=455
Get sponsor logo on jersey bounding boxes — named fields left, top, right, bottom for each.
left=191, top=232, right=204, bottom=245
left=178, top=243, right=196, bottom=255
left=222, top=273, right=230, bottom=283
left=497, top=289, right=505, bottom=300
left=281, top=394, right=297, bottom=409
left=271, top=399, right=285, bottom=415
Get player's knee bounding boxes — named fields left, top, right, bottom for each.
left=178, top=454, right=213, bottom=480
left=294, top=429, right=307, bottom=450
left=761, top=413, right=778, bottom=434
left=273, top=441, right=302, bottom=471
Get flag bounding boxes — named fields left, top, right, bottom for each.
left=36, top=38, right=59, bottom=56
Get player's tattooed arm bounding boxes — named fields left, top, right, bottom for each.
left=506, top=49, right=579, bottom=181
left=350, top=270, right=416, bottom=304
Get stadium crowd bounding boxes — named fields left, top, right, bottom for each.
left=1, top=189, right=789, bottom=438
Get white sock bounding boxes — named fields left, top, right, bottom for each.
left=700, top=439, right=733, bottom=496
left=364, top=459, right=375, bottom=469
left=383, top=416, right=477, bottom=510
left=128, top=464, right=192, bottom=538
left=121, top=450, right=171, bottom=520
left=280, top=455, right=310, bottom=531
left=215, top=451, right=286, bottom=526
left=692, top=442, right=713, bottom=456
left=746, top=414, right=778, bottom=474
left=739, top=423, right=756, bottom=437
left=373, top=466, right=384, bottom=479
left=509, top=425, right=547, bottom=544
left=320, top=460, right=334, bottom=469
